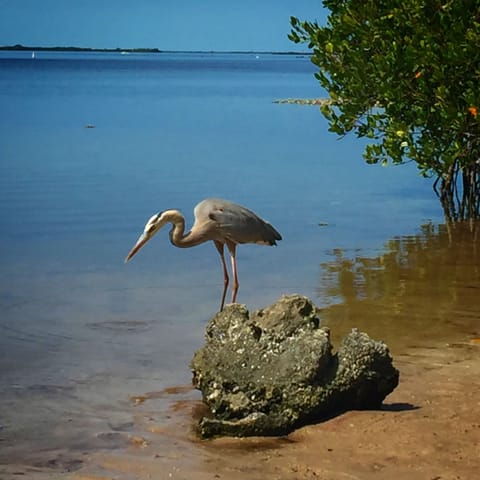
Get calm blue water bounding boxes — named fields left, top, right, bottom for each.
left=0, top=51, right=443, bottom=464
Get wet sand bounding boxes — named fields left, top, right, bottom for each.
left=2, top=342, right=479, bottom=480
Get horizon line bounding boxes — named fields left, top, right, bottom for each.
left=0, top=43, right=311, bottom=55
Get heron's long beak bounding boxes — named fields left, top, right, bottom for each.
left=125, top=232, right=150, bottom=263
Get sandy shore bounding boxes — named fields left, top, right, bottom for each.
left=3, top=342, right=478, bottom=480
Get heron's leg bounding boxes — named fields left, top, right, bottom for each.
left=214, top=241, right=229, bottom=311
left=226, top=241, right=239, bottom=304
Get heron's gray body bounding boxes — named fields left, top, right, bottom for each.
left=125, top=198, right=281, bottom=311
left=193, top=198, right=281, bottom=246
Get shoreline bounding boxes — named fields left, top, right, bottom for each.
left=2, top=343, right=479, bottom=480
left=0, top=44, right=310, bottom=55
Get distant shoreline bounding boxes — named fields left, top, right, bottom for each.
left=0, top=44, right=161, bottom=53
left=0, top=44, right=310, bottom=55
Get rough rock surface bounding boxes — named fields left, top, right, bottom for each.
left=191, top=295, right=399, bottom=438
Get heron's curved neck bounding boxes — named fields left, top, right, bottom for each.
left=167, top=211, right=205, bottom=248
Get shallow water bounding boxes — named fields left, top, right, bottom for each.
left=319, top=221, right=480, bottom=351
left=0, top=51, right=478, bottom=469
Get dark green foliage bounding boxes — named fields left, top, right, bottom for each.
left=290, top=1, right=480, bottom=220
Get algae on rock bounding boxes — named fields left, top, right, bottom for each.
left=191, top=295, right=399, bottom=438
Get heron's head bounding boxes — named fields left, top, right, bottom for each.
left=124, top=211, right=169, bottom=262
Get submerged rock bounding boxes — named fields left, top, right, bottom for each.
left=190, top=295, right=399, bottom=438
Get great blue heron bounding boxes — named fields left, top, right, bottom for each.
left=125, top=198, right=282, bottom=311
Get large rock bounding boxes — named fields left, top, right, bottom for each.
left=191, top=295, right=399, bottom=438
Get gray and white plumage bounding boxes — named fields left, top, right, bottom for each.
left=193, top=199, right=281, bottom=246
left=125, top=198, right=281, bottom=310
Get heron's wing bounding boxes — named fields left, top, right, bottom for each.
left=199, top=199, right=281, bottom=245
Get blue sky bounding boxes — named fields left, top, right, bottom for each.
left=0, top=0, right=327, bottom=51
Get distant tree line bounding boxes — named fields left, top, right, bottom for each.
left=0, top=44, right=308, bottom=55
left=0, top=44, right=162, bottom=53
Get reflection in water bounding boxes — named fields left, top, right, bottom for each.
left=318, top=222, right=480, bottom=352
